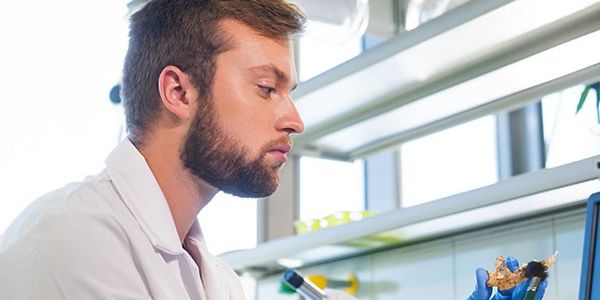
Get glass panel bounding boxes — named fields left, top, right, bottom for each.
left=199, top=192, right=257, bottom=255
left=542, top=85, right=600, bottom=168
left=298, top=20, right=363, bottom=81
left=299, top=157, right=365, bottom=221
left=400, top=116, right=497, bottom=207
left=311, top=29, right=600, bottom=154
left=405, top=0, right=474, bottom=31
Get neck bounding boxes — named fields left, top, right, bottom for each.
left=136, top=134, right=218, bottom=243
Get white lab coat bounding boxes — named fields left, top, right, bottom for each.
left=0, top=139, right=246, bottom=300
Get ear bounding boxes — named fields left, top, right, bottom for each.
left=157, top=65, right=197, bottom=121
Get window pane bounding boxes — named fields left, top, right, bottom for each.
left=400, top=116, right=498, bottom=207
left=199, top=192, right=257, bottom=255
left=299, top=157, right=365, bottom=221
left=298, top=20, right=363, bottom=81
left=296, top=17, right=366, bottom=223
left=542, top=85, right=600, bottom=168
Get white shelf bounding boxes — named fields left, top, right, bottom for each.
left=292, top=0, right=600, bottom=159
left=220, top=156, right=600, bottom=274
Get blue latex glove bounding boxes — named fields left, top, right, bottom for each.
left=467, top=256, right=548, bottom=300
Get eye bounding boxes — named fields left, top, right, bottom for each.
left=257, top=85, right=276, bottom=97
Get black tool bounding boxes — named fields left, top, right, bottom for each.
left=523, top=261, right=548, bottom=300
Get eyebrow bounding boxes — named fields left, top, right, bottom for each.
left=248, top=64, right=297, bottom=91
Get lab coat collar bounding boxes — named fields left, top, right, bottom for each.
left=105, top=139, right=184, bottom=256
left=185, top=220, right=230, bottom=299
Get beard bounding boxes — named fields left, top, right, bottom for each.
left=180, top=96, right=286, bottom=198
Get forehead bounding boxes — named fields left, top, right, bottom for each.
left=217, top=19, right=296, bottom=78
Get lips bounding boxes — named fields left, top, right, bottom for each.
left=268, top=144, right=292, bottom=163
left=270, top=144, right=291, bottom=154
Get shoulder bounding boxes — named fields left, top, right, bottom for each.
left=0, top=177, right=150, bottom=298
left=1, top=172, right=124, bottom=247
left=0, top=177, right=132, bottom=262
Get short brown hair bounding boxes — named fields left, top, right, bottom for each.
left=121, top=0, right=305, bottom=144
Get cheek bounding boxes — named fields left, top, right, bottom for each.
left=217, top=103, right=273, bottom=142
left=217, top=97, right=276, bottom=136
left=214, top=107, right=273, bottom=159
left=211, top=80, right=278, bottom=153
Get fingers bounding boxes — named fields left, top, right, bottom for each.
left=505, top=256, right=520, bottom=272
left=489, top=256, right=548, bottom=300
left=510, top=277, right=529, bottom=300
left=468, top=268, right=492, bottom=300
left=496, top=286, right=514, bottom=299
left=475, top=268, right=489, bottom=288
left=496, top=257, right=519, bottom=299
left=509, top=277, right=548, bottom=300
left=533, top=279, right=548, bottom=300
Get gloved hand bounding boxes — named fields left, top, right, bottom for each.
left=325, top=288, right=357, bottom=300
left=467, top=256, right=548, bottom=300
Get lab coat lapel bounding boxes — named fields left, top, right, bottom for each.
left=185, top=220, right=246, bottom=300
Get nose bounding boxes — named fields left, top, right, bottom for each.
left=276, top=98, right=304, bottom=134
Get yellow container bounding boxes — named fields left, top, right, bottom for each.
left=295, top=211, right=375, bottom=235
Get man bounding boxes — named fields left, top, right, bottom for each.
left=1, top=0, right=304, bottom=298
left=0, top=0, right=547, bottom=299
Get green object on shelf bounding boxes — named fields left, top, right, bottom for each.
left=577, top=85, right=592, bottom=114
left=576, top=82, right=600, bottom=121
left=278, top=280, right=296, bottom=294
left=310, top=219, right=322, bottom=231
left=294, top=210, right=377, bottom=235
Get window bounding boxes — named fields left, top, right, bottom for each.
left=198, top=192, right=257, bottom=255
left=400, top=116, right=498, bottom=207
left=298, top=20, right=363, bottom=81
left=542, top=85, right=600, bottom=168
left=296, top=18, right=367, bottom=224
left=405, top=0, right=474, bottom=31
left=299, top=157, right=365, bottom=221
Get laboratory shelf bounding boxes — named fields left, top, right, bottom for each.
left=292, top=0, right=600, bottom=160
left=220, top=156, right=600, bottom=275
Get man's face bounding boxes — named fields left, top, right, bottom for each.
left=181, top=20, right=303, bottom=198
